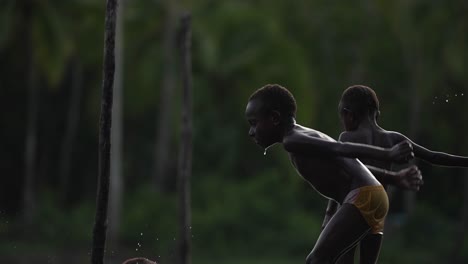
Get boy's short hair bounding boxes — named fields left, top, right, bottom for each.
left=249, top=84, right=297, bottom=118
left=341, top=85, right=380, bottom=116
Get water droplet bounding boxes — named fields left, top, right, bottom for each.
left=156, top=238, right=159, bottom=240
left=189, top=226, right=192, bottom=229
left=173, top=237, right=176, bottom=240
left=136, top=248, right=139, bottom=251
left=141, top=232, right=143, bottom=236
left=446, top=99, right=449, bottom=103
left=263, top=149, right=267, bottom=155
left=432, top=101, right=435, bottom=104
left=462, top=93, right=464, bottom=96
left=435, top=96, right=438, bottom=99
left=455, top=94, right=458, bottom=97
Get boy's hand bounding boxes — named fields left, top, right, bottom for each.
left=394, top=165, right=423, bottom=191
left=389, top=140, right=414, bottom=163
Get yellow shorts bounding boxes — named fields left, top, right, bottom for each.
left=343, top=185, right=389, bottom=234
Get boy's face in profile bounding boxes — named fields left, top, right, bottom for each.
left=245, top=99, right=279, bottom=148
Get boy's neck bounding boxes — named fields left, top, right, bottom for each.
left=280, top=117, right=296, bottom=139
left=285, top=117, right=296, bottom=130
left=357, top=114, right=380, bottom=130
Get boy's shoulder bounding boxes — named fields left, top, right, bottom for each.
left=285, top=125, right=333, bottom=142
left=339, top=130, right=367, bottom=142
left=339, top=127, right=404, bottom=144
left=339, top=130, right=357, bottom=142
left=294, top=125, right=333, bottom=139
left=376, top=129, right=407, bottom=144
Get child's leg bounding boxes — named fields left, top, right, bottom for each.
left=336, top=245, right=357, bottom=264
left=306, top=203, right=370, bottom=264
left=359, top=233, right=383, bottom=264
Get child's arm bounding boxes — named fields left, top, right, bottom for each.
left=391, top=132, right=468, bottom=167
left=283, top=132, right=413, bottom=163
left=321, top=200, right=339, bottom=230
left=366, top=165, right=423, bottom=191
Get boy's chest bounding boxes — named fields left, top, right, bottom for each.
left=289, top=154, right=344, bottom=182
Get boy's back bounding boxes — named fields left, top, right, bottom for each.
left=340, top=127, right=396, bottom=171
left=333, top=84, right=468, bottom=264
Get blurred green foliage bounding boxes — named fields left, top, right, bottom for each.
left=1, top=0, right=468, bottom=263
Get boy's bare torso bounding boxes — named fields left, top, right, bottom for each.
left=285, top=125, right=380, bottom=203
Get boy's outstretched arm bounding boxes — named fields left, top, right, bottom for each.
left=366, top=165, right=423, bottom=191
left=392, top=132, right=468, bottom=167
left=283, top=132, right=414, bottom=163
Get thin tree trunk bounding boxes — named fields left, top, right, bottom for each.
left=108, top=0, right=125, bottom=248
left=59, top=60, right=83, bottom=205
left=177, top=13, right=192, bottom=264
left=91, top=0, right=118, bottom=263
left=23, top=0, right=38, bottom=228
left=153, top=0, right=177, bottom=190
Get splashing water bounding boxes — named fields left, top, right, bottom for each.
left=263, top=144, right=275, bottom=156
left=432, top=92, right=465, bottom=105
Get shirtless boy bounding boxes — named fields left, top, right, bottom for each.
left=325, top=84, right=468, bottom=263
left=245, top=84, right=414, bottom=264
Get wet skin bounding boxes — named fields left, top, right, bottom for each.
left=245, top=98, right=413, bottom=263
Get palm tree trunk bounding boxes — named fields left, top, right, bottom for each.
left=108, top=0, right=125, bottom=248
left=177, top=13, right=193, bottom=264
left=153, top=0, right=177, bottom=190
left=91, top=0, right=118, bottom=263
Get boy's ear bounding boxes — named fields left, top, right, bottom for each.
left=376, top=110, right=381, bottom=120
left=270, top=110, right=281, bottom=125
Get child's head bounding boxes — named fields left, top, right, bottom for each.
left=339, top=85, right=380, bottom=131
left=245, top=84, right=297, bottom=148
